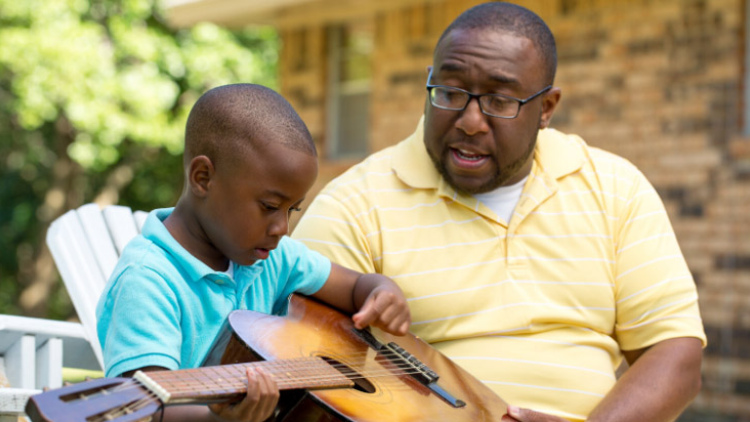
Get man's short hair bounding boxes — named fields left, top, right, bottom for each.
left=437, top=2, right=557, bottom=85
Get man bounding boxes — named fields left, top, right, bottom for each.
left=292, top=2, right=705, bottom=421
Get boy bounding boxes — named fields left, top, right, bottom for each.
left=96, top=84, right=411, bottom=422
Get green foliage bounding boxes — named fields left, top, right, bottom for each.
left=0, top=0, right=279, bottom=318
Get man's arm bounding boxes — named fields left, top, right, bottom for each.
left=586, top=337, right=703, bottom=422
left=505, top=337, right=703, bottom=422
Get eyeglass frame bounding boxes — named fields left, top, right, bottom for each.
left=425, top=68, right=552, bottom=119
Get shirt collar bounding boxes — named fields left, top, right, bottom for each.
left=533, top=127, right=587, bottom=179
left=141, top=208, right=251, bottom=285
left=392, top=116, right=443, bottom=189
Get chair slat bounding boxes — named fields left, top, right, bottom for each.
left=134, top=210, right=149, bottom=232
left=75, top=204, right=120, bottom=282
left=102, top=205, right=139, bottom=255
left=46, top=209, right=108, bottom=368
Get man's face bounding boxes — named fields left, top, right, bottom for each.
left=424, top=28, right=559, bottom=194
left=203, top=140, right=317, bottom=267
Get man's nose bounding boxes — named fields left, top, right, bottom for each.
left=455, top=97, right=490, bottom=136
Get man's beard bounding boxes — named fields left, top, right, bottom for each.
left=429, top=138, right=537, bottom=195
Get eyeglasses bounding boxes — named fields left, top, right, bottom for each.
left=426, top=68, right=552, bottom=119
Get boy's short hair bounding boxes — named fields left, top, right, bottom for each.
left=184, top=84, right=315, bottom=169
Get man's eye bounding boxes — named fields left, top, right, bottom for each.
left=438, top=88, right=465, bottom=104
left=288, top=207, right=302, bottom=214
left=262, top=202, right=279, bottom=211
left=487, top=96, right=513, bottom=109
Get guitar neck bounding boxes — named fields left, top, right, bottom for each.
left=134, top=356, right=353, bottom=404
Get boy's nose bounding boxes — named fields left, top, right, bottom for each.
left=268, top=214, right=289, bottom=236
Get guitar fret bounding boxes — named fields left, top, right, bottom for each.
left=139, top=357, right=353, bottom=404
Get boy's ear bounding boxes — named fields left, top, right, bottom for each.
left=188, top=155, right=214, bottom=197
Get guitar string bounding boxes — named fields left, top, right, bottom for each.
left=82, top=380, right=159, bottom=422
left=157, top=354, right=420, bottom=376
left=87, top=352, right=432, bottom=421
left=133, top=364, right=426, bottom=391
left=158, top=350, right=426, bottom=377
left=148, top=351, right=422, bottom=381
left=90, top=373, right=421, bottom=422
left=97, top=356, right=423, bottom=397
left=151, top=356, right=427, bottom=390
left=90, top=372, right=422, bottom=422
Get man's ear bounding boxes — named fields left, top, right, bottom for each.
left=188, top=155, right=214, bottom=198
left=539, top=87, right=562, bottom=129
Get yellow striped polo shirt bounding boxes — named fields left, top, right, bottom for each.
left=292, top=119, right=706, bottom=421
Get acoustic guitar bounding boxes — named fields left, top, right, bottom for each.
left=25, top=294, right=508, bottom=421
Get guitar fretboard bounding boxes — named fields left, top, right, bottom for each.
left=134, top=356, right=354, bottom=404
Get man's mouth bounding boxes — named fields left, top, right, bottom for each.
left=450, top=148, right=489, bottom=168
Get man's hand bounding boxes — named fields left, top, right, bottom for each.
left=502, top=405, right=569, bottom=422
left=502, top=337, right=703, bottom=422
left=209, top=367, right=279, bottom=422
left=352, top=277, right=411, bottom=335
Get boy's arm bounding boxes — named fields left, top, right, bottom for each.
left=311, top=263, right=411, bottom=335
left=122, top=366, right=278, bottom=422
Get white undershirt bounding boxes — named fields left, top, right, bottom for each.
left=224, top=261, right=235, bottom=278
left=473, top=175, right=528, bottom=224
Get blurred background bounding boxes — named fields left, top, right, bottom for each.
left=1, top=0, right=748, bottom=420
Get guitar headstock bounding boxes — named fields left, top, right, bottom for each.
left=25, top=377, right=161, bottom=422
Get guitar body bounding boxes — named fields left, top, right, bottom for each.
left=221, top=294, right=508, bottom=422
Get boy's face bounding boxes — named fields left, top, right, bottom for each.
left=202, top=140, right=318, bottom=268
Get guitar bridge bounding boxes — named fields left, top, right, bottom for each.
left=354, top=328, right=466, bottom=408
left=385, top=342, right=439, bottom=384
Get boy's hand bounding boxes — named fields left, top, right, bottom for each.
left=209, top=367, right=279, bottom=422
left=352, top=279, right=411, bottom=335
left=313, top=267, right=411, bottom=336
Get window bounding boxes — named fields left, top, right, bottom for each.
left=326, top=21, right=373, bottom=158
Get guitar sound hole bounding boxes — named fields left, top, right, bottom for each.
left=320, top=356, right=376, bottom=394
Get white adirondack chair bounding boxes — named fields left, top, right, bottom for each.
left=0, top=315, right=92, bottom=420
left=46, top=203, right=149, bottom=369
left=0, top=203, right=147, bottom=421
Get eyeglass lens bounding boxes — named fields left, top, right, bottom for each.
left=430, top=87, right=519, bottom=118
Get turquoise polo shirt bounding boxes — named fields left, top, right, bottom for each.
left=96, top=208, right=330, bottom=377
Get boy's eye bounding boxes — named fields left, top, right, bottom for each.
left=262, top=202, right=302, bottom=213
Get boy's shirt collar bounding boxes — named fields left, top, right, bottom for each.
left=141, top=208, right=263, bottom=285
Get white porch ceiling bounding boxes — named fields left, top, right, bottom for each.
left=162, top=0, right=316, bottom=27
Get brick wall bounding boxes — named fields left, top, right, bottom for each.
left=547, top=1, right=750, bottom=418
left=279, top=0, right=750, bottom=419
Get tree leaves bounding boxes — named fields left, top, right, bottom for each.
left=0, top=0, right=278, bottom=318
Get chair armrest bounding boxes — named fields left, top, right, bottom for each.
left=0, top=315, right=100, bottom=390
